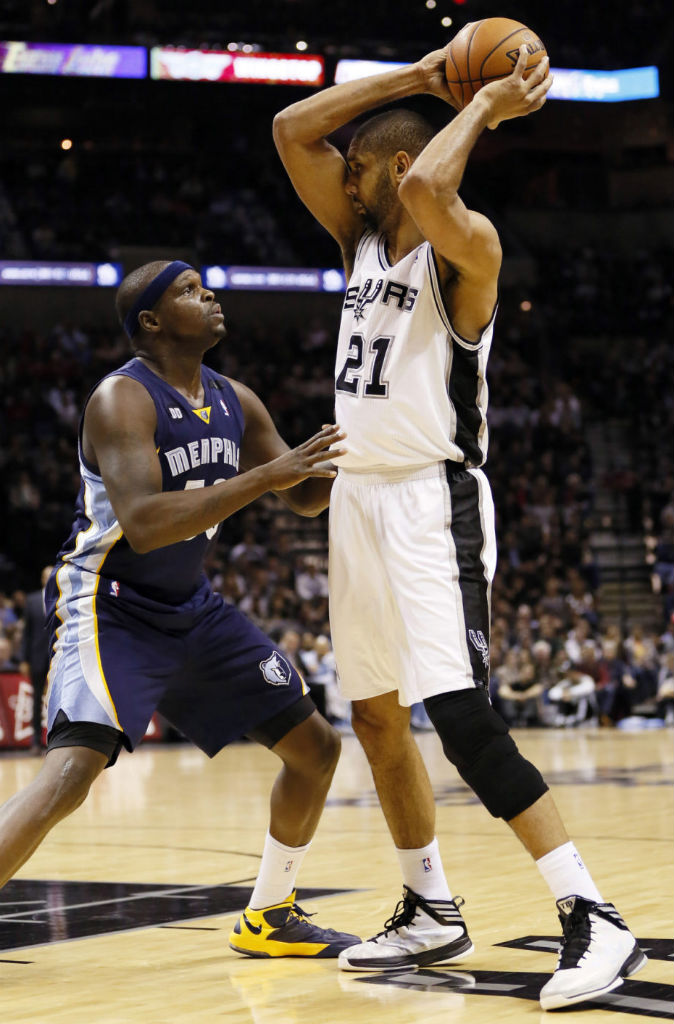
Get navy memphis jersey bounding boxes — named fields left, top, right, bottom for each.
left=52, top=358, right=244, bottom=605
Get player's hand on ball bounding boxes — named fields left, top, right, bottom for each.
left=415, top=46, right=462, bottom=110
left=480, top=48, right=553, bottom=129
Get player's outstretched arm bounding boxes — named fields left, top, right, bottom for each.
left=83, top=376, right=345, bottom=551
left=398, top=48, right=551, bottom=339
left=232, top=379, right=346, bottom=517
left=273, top=51, right=454, bottom=260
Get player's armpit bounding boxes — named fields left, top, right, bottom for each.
left=231, top=379, right=336, bottom=517
left=230, top=378, right=291, bottom=472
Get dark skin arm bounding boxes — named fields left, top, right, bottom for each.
left=82, top=375, right=346, bottom=553
left=230, top=379, right=339, bottom=517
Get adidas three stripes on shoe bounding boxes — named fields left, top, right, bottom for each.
left=540, top=895, right=647, bottom=1010
left=338, top=886, right=473, bottom=971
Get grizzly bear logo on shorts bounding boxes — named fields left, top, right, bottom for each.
left=259, top=652, right=291, bottom=686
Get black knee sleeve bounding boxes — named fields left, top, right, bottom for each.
left=424, top=689, right=548, bottom=820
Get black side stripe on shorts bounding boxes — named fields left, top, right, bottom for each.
left=445, top=464, right=491, bottom=688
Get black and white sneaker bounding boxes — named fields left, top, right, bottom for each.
left=540, top=895, right=647, bottom=1010
left=338, top=886, right=473, bottom=971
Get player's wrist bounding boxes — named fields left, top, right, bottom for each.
left=376, top=59, right=424, bottom=99
left=469, top=91, right=497, bottom=127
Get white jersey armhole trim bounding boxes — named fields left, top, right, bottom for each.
left=426, top=245, right=498, bottom=350
left=376, top=233, right=389, bottom=271
left=354, top=229, right=375, bottom=266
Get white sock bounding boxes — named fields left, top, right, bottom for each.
left=536, top=841, right=603, bottom=904
left=248, top=831, right=310, bottom=910
left=396, top=838, right=453, bottom=901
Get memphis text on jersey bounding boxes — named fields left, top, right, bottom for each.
left=163, top=437, right=240, bottom=478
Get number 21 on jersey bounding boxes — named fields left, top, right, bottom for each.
left=336, top=333, right=393, bottom=398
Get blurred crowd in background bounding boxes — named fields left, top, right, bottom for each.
left=1, top=244, right=672, bottom=732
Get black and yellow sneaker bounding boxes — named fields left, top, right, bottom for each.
left=229, top=891, right=360, bottom=959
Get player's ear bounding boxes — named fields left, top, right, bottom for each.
left=138, top=310, right=161, bottom=334
left=392, top=150, right=412, bottom=183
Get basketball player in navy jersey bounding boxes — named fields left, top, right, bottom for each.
left=274, top=45, right=645, bottom=1007
left=0, top=260, right=361, bottom=960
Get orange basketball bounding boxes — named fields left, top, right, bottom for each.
left=446, top=18, right=547, bottom=110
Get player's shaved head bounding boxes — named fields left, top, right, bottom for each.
left=349, top=109, right=435, bottom=162
left=115, top=260, right=172, bottom=330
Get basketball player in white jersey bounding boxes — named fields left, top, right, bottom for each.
left=273, top=44, right=645, bottom=1009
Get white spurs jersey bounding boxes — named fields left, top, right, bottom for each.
left=334, top=230, right=495, bottom=471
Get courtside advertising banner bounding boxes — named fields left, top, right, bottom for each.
left=150, top=47, right=324, bottom=85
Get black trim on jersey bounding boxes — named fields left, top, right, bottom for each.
left=448, top=342, right=484, bottom=468
left=427, top=247, right=498, bottom=349
left=445, top=466, right=490, bottom=689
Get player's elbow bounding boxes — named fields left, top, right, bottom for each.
left=272, top=109, right=294, bottom=150
left=119, top=514, right=156, bottom=554
left=400, top=166, right=453, bottom=206
left=124, top=528, right=153, bottom=554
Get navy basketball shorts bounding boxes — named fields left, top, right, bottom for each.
left=329, top=462, right=496, bottom=705
left=45, top=573, right=311, bottom=760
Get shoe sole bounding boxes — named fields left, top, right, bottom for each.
left=229, top=941, right=348, bottom=959
left=339, top=936, right=474, bottom=972
left=540, top=944, right=647, bottom=1010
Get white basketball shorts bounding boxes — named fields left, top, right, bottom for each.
left=329, top=462, right=497, bottom=705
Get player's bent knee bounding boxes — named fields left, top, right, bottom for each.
left=304, top=715, right=341, bottom=775
left=41, top=748, right=104, bottom=819
left=424, top=688, right=548, bottom=820
left=271, top=708, right=341, bottom=778
left=351, top=698, right=410, bottom=755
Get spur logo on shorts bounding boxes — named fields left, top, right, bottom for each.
left=468, top=629, right=490, bottom=668
left=259, top=652, right=291, bottom=687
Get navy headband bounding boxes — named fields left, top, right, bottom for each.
left=123, top=260, right=194, bottom=339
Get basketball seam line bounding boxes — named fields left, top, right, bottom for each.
left=465, top=20, right=482, bottom=102
left=479, top=25, right=533, bottom=79
left=446, top=68, right=541, bottom=85
left=447, top=41, right=464, bottom=109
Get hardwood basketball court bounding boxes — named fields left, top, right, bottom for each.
left=0, top=726, right=672, bottom=1023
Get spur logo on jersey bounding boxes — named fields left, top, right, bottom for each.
left=164, top=437, right=240, bottom=477
left=259, top=652, right=292, bottom=687
left=344, top=276, right=419, bottom=323
left=468, top=629, right=490, bottom=668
